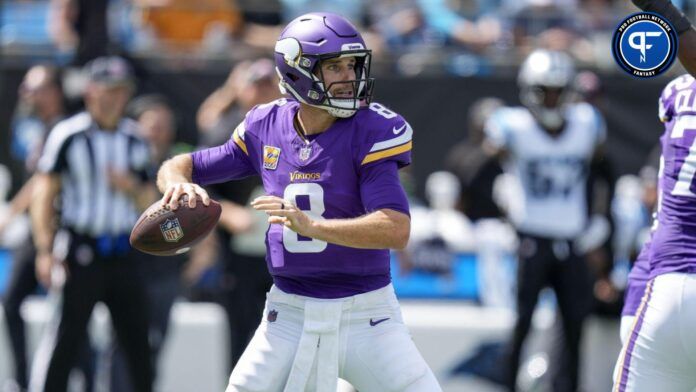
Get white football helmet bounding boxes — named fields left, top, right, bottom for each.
left=426, top=171, right=460, bottom=210
left=518, top=49, right=576, bottom=130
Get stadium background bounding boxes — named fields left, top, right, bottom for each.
left=0, top=0, right=687, bottom=391
left=0, top=69, right=667, bottom=197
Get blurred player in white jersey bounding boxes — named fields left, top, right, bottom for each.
left=612, top=74, right=696, bottom=391
left=484, top=49, right=608, bottom=391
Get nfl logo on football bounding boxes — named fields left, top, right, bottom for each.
left=160, top=218, right=184, bottom=242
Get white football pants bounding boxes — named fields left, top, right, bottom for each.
left=613, top=273, right=696, bottom=392
left=226, top=284, right=442, bottom=392
left=619, top=315, right=635, bottom=346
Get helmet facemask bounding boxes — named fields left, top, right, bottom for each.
left=276, top=43, right=375, bottom=118
left=520, top=84, right=574, bottom=131
left=313, top=51, right=374, bottom=117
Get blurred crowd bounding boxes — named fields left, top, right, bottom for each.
left=3, top=0, right=692, bottom=74
left=0, top=2, right=671, bottom=391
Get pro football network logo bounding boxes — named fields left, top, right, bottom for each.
left=612, top=12, right=677, bottom=78
left=160, top=218, right=184, bottom=242
left=263, top=145, right=281, bottom=170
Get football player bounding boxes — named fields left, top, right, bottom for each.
left=613, top=74, right=696, bottom=391
left=484, top=49, right=608, bottom=391
left=156, top=12, right=442, bottom=392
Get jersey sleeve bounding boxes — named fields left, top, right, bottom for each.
left=483, top=108, right=511, bottom=150
left=357, top=111, right=413, bottom=168
left=191, top=121, right=258, bottom=185
left=659, top=90, right=674, bottom=123
left=359, top=160, right=410, bottom=216
left=659, top=74, right=695, bottom=122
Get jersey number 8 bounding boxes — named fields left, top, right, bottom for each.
left=282, top=183, right=328, bottom=253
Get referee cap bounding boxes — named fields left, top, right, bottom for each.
left=85, top=56, right=134, bottom=87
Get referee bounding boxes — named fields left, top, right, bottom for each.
left=29, top=56, right=155, bottom=392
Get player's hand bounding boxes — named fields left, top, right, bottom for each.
left=251, top=195, right=314, bottom=237
left=594, top=277, right=619, bottom=304
left=161, top=183, right=210, bottom=210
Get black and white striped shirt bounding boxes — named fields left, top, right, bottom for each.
left=37, top=112, right=150, bottom=237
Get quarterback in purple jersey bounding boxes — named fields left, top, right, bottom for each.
left=157, top=12, right=441, bottom=392
left=613, top=74, right=696, bottom=391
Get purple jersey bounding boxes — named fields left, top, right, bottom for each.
left=191, top=98, right=412, bottom=298
left=622, top=240, right=651, bottom=316
left=650, top=74, right=696, bottom=277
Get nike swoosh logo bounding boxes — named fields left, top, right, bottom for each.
left=369, top=317, right=390, bottom=326
left=392, top=124, right=407, bottom=135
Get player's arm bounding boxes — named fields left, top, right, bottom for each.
left=252, top=195, right=410, bottom=249
left=159, top=121, right=258, bottom=211
left=631, top=0, right=696, bottom=76
left=679, top=28, right=696, bottom=77
left=30, top=172, right=61, bottom=287
left=483, top=139, right=510, bottom=161
left=157, top=153, right=210, bottom=210
left=482, top=109, right=511, bottom=161
left=306, top=208, right=410, bottom=249
left=253, top=159, right=412, bottom=250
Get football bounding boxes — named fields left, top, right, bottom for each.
left=130, top=196, right=221, bottom=256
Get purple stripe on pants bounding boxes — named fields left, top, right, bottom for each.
left=618, top=279, right=655, bottom=392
